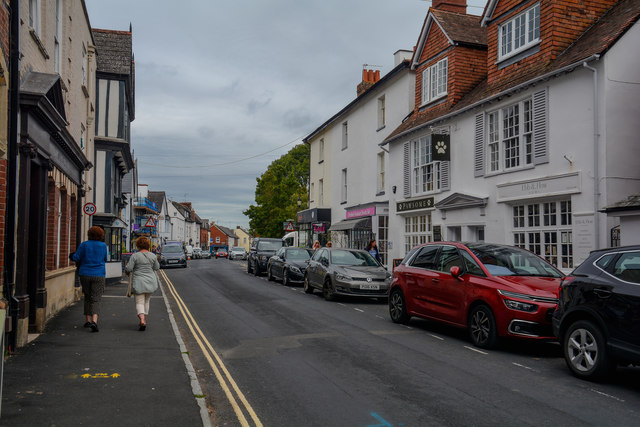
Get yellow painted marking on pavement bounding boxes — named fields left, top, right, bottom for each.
left=160, top=270, right=262, bottom=427
left=80, top=373, right=120, bottom=379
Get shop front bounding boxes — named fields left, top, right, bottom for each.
left=297, top=208, right=332, bottom=248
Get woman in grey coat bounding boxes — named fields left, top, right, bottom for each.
left=125, top=236, right=160, bottom=331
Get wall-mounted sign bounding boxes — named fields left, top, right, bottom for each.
left=431, top=134, right=450, bottom=162
left=397, top=197, right=434, bottom=213
left=83, top=202, right=96, bottom=216
left=312, top=223, right=326, bottom=233
left=346, top=206, right=376, bottom=219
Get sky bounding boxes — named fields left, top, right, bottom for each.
left=85, top=0, right=488, bottom=229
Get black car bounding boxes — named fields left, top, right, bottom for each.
left=267, top=247, right=314, bottom=285
left=247, top=238, right=285, bottom=276
left=159, top=244, right=187, bottom=268
left=553, top=245, right=640, bottom=380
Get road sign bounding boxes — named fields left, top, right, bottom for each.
left=144, top=217, right=157, bottom=228
left=83, top=202, right=96, bottom=216
left=284, top=221, right=296, bottom=232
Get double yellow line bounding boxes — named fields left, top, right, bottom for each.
left=160, top=270, right=263, bottom=427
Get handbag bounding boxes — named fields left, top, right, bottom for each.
left=126, top=271, right=133, bottom=297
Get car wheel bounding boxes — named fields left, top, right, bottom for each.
left=303, top=275, right=314, bottom=294
left=254, top=263, right=261, bottom=276
left=563, top=320, right=614, bottom=380
left=389, top=289, right=410, bottom=324
left=247, top=261, right=252, bottom=274
left=468, top=305, right=498, bottom=349
left=323, top=278, right=337, bottom=301
left=267, top=267, right=274, bottom=281
left=282, top=270, right=289, bottom=286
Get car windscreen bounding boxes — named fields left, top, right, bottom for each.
left=330, top=250, right=379, bottom=266
left=232, top=247, right=244, bottom=252
left=162, top=246, right=183, bottom=254
left=257, top=240, right=284, bottom=251
left=286, top=249, right=312, bottom=260
left=468, top=244, right=563, bottom=278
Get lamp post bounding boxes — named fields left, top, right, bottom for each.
left=297, top=196, right=302, bottom=208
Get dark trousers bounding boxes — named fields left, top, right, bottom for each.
left=80, top=275, right=105, bottom=316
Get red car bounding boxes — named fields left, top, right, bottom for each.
left=215, top=249, right=228, bottom=259
left=389, top=242, right=564, bottom=349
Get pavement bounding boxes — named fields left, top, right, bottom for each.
left=0, top=278, right=210, bottom=426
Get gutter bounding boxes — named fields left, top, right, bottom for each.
left=380, top=54, right=601, bottom=147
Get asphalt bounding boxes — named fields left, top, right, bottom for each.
left=0, top=278, right=210, bottom=426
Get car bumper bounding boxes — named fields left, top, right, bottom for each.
left=333, top=279, right=390, bottom=298
left=160, top=260, right=187, bottom=268
left=500, top=305, right=557, bottom=340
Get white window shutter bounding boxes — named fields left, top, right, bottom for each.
left=440, top=161, right=450, bottom=191
left=533, top=88, right=549, bottom=164
left=474, top=113, right=485, bottom=177
left=403, top=141, right=411, bottom=197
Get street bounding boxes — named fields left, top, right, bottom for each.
left=163, top=258, right=640, bottom=427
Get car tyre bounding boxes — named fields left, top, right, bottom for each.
left=253, top=263, right=261, bottom=276
left=282, top=269, right=289, bottom=286
left=323, top=278, right=337, bottom=302
left=468, top=304, right=498, bottom=349
left=389, top=289, right=410, bottom=324
left=267, top=267, right=274, bottom=281
left=247, top=261, right=252, bottom=274
left=563, top=319, right=614, bottom=381
left=303, top=275, right=314, bottom=294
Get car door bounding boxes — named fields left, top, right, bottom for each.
left=404, top=245, right=440, bottom=316
left=307, top=249, right=325, bottom=288
left=606, top=250, right=640, bottom=350
left=272, top=248, right=285, bottom=279
left=429, top=245, right=467, bottom=325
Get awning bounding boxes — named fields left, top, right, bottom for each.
left=329, top=216, right=372, bottom=231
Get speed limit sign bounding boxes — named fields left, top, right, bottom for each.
left=83, top=202, right=97, bottom=216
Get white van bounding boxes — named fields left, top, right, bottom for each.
left=184, top=245, right=194, bottom=259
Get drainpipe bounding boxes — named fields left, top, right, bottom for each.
left=583, top=55, right=601, bottom=249
left=4, top=0, right=20, bottom=351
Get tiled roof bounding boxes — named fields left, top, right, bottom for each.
left=92, top=29, right=132, bottom=75
left=385, top=0, right=640, bottom=145
left=148, top=191, right=165, bottom=210
left=602, top=194, right=640, bottom=212
left=431, top=9, right=486, bottom=46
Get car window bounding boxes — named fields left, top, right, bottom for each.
left=162, top=246, right=183, bottom=254
left=286, top=249, right=312, bottom=260
left=410, top=246, right=439, bottom=269
left=330, top=250, right=378, bottom=266
left=257, top=240, right=284, bottom=251
left=312, top=249, right=324, bottom=262
left=461, top=250, right=485, bottom=276
left=468, top=244, right=563, bottom=277
left=319, top=249, right=329, bottom=264
left=276, top=248, right=285, bottom=257
left=613, top=251, right=640, bottom=284
left=435, top=246, right=462, bottom=273
left=595, top=253, right=616, bottom=270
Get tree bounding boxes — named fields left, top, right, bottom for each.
left=244, top=143, right=309, bottom=237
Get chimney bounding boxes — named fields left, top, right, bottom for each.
left=357, top=69, right=381, bottom=96
left=432, top=0, right=467, bottom=14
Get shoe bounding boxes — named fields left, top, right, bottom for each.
left=90, top=322, right=99, bottom=332
left=138, top=323, right=146, bottom=331
left=83, top=322, right=92, bottom=328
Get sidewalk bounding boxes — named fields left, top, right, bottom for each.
left=0, top=279, right=209, bottom=426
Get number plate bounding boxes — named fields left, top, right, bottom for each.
left=360, top=283, right=380, bottom=290
left=168, top=260, right=178, bottom=263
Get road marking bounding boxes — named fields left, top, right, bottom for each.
left=367, top=412, right=394, bottom=427
left=375, top=315, right=385, bottom=320
left=464, top=346, right=488, bottom=355
left=160, top=270, right=262, bottom=427
left=590, top=388, right=625, bottom=402
left=429, top=334, right=444, bottom=341
left=512, top=362, right=537, bottom=372
left=80, top=373, right=120, bottom=379
left=354, top=308, right=365, bottom=313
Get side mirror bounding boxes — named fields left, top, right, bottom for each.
left=450, top=266, right=463, bottom=281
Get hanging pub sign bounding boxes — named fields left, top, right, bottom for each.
left=312, top=223, right=326, bottom=233
left=431, top=134, right=450, bottom=162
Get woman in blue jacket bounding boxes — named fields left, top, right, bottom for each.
left=72, top=226, right=108, bottom=332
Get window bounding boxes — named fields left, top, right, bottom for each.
left=29, top=0, right=41, bottom=37
left=377, top=95, right=386, bottom=129
left=341, top=169, right=347, bottom=202
left=499, top=3, right=540, bottom=61
left=216, top=237, right=220, bottom=243
left=82, top=45, right=88, bottom=87
left=342, top=122, right=348, bottom=150
left=377, top=152, right=385, bottom=194
left=80, top=125, right=85, bottom=150
left=410, top=244, right=438, bottom=269
left=412, top=136, right=440, bottom=194
left=378, top=215, right=388, bottom=266
left=404, top=213, right=432, bottom=254
left=436, top=246, right=462, bottom=272
left=319, top=138, right=324, bottom=162
left=54, top=0, right=62, bottom=73
left=421, top=57, right=448, bottom=105
left=486, top=98, right=534, bottom=173
left=318, top=179, right=324, bottom=205
left=513, top=200, right=572, bottom=270
left=612, top=252, right=640, bottom=284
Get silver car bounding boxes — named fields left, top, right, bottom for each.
left=229, top=246, right=247, bottom=260
left=303, top=248, right=391, bottom=301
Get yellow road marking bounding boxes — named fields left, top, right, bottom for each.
left=160, top=270, right=262, bottom=427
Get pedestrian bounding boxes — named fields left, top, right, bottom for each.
left=71, top=226, right=108, bottom=332
left=365, top=239, right=382, bottom=264
left=326, top=241, right=332, bottom=248
left=312, top=240, right=320, bottom=250
left=125, top=236, right=160, bottom=331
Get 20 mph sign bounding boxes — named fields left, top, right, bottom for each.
left=83, top=202, right=97, bottom=216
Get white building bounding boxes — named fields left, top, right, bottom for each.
left=168, top=200, right=187, bottom=244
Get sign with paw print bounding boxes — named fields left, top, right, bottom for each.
left=431, top=134, right=450, bottom=162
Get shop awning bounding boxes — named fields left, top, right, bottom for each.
left=328, top=217, right=371, bottom=231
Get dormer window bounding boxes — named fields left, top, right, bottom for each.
left=421, top=57, right=448, bottom=106
left=499, top=3, right=540, bottom=61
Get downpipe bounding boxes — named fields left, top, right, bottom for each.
left=583, top=56, right=601, bottom=249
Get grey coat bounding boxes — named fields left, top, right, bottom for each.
left=125, top=251, right=160, bottom=294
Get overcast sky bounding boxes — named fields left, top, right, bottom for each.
left=85, top=0, right=487, bottom=229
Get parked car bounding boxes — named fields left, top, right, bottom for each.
left=553, top=245, right=640, bottom=380
left=229, top=246, right=247, bottom=260
left=303, top=248, right=391, bottom=301
left=193, top=247, right=202, bottom=259
left=389, top=242, right=564, bottom=349
left=200, top=250, right=212, bottom=259
left=159, top=244, right=187, bottom=268
left=215, top=249, right=228, bottom=259
left=184, top=245, right=194, bottom=260
left=267, top=247, right=315, bottom=286
left=247, top=238, right=285, bottom=276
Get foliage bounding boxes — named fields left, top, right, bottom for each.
left=244, top=143, right=309, bottom=237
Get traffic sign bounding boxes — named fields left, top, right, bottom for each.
left=284, top=221, right=296, bottom=232
left=83, top=202, right=96, bottom=216
left=144, top=217, right=157, bottom=228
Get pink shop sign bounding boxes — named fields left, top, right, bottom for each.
left=346, top=207, right=376, bottom=219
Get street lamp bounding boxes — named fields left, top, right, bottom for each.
left=297, top=196, right=302, bottom=208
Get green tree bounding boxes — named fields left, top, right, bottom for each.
left=244, top=143, right=309, bottom=237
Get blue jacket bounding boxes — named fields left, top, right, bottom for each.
left=72, top=240, right=108, bottom=277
